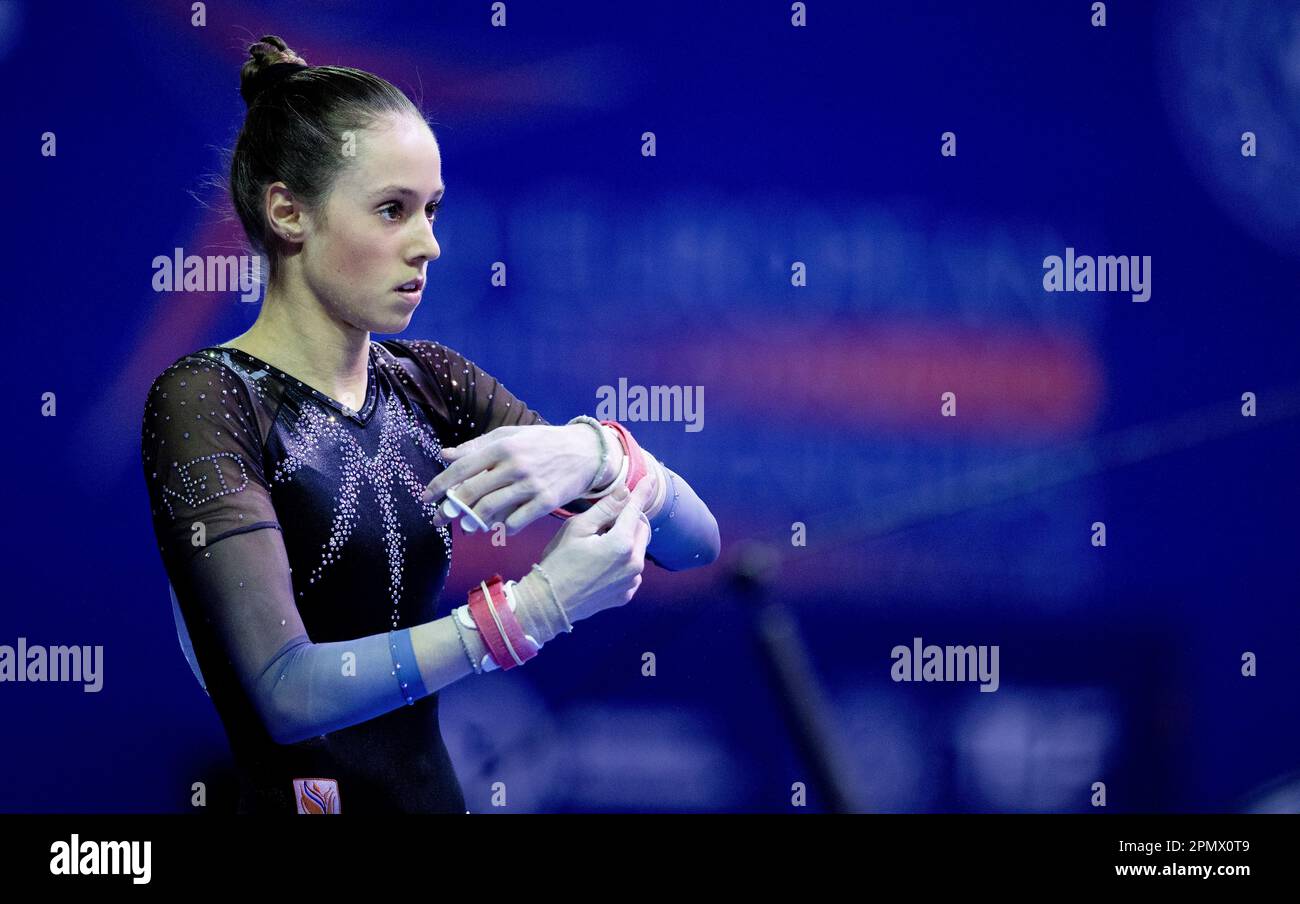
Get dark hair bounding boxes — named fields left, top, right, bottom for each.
left=230, top=35, right=427, bottom=279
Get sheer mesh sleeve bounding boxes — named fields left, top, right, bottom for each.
left=388, top=339, right=717, bottom=564
left=141, top=357, right=281, bottom=558
left=394, top=339, right=550, bottom=445
left=402, top=339, right=687, bottom=522
left=394, top=339, right=613, bottom=519
left=141, top=359, right=450, bottom=745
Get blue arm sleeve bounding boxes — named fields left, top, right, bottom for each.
left=143, top=358, right=461, bottom=745
left=645, top=466, right=722, bottom=571
left=162, top=526, right=453, bottom=747
left=253, top=628, right=429, bottom=746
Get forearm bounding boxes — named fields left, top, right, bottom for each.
left=254, top=575, right=581, bottom=744
left=409, top=613, right=480, bottom=688
left=252, top=618, right=474, bottom=746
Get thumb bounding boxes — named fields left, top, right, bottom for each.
left=607, top=475, right=656, bottom=541
left=566, top=484, right=631, bottom=537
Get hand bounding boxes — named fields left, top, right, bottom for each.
left=420, top=424, right=603, bottom=535
left=534, top=477, right=657, bottom=624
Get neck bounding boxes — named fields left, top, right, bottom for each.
left=224, top=274, right=371, bottom=410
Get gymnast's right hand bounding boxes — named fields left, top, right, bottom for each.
left=531, top=476, right=656, bottom=626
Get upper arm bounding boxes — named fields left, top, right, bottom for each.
left=171, top=527, right=310, bottom=718
left=141, top=357, right=280, bottom=554
left=141, top=358, right=307, bottom=720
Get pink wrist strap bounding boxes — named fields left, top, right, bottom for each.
left=467, top=574, right=538, bottom=670
left=553, top=420, right=649, bottom=519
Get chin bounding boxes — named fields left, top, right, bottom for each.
left=357, top=303, right=417, bottom=334
left=378, top=310, right=418, bottom=334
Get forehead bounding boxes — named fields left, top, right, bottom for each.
left=342, top=114, right=442, bottom=194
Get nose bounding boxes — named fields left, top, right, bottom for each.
left=409, top=219, right=440, bottom=266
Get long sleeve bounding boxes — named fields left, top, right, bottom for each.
left=176, top=527, right=480, bottom=746
left=392, top=338, right=592, bottom=517
left=142, top=358, right=474, bottom=746
left=391, top=338, right=721, bottom=567
left=644, top=465, right=721, bottom=570
left=393, top=339, right=548, bottom=444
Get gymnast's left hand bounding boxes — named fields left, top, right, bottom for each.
left=419, top=424, right=606, bottom=535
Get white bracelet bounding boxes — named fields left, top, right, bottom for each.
left=566, top=415, right=611, bottom=496
left=530, top=563, right=574, bottom=634
left=582, top=447, right=629, bottom=500
left=451, top=610, right=484, bottom=675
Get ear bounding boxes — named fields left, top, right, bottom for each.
left=265, top=181, right=307, bottom=245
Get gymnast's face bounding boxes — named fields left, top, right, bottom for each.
left=295, top=113, right=444, bottom=334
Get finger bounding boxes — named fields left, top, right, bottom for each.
left=607, top=482, right=653, bottom=543
left=465, top=483, right=535, bottom=534
left=421, top=460, right=468, bottom=504
left=614, top=509, right=651, bottom=575
left=631, top=504, right=653, bottom=550
left=503, top=496, right=559, bottom=535
left=421, top=442, right=508, bottom=503
left=439, top=434, right=485, bottom=460
left=444, top=487, right=490, bottom=532
left=422, top=460, right=474, bottom=505
left=609, top=475, right=657, bottom=547
left=431, top=463, right=521, bottom=527
left=443, top=425, right=533, bottom=458
left=566, top=485, right=631, bottom=537
left=628, top=474, right=657, bottom=513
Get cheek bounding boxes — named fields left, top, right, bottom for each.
left=323, top=224, right=389, bottom=283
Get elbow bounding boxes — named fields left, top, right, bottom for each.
left=646, top=472, right=721, bottom=570
left=269, top=720, right=314, bottom=747
left=655, top=512, right=721, bottom=572
left=702, top=514, right=722, bottom=566
left=694, top=511, right=721, bottom=567
left=270, top=728, right=305, bottom=747
left=251, top=642, right=318, bottom=746
left=258, top=693, right=313, bottom=746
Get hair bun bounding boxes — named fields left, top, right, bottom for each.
left=239, top=35, right=310, bottom=108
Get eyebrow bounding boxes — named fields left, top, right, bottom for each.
left=368, top=182, right=446, bottom=202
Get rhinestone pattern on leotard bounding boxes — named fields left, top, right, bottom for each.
left=200, top=343, right=456, bottom=629
left=271, top=389, right=453, bottom=628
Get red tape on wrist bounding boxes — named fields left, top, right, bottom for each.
left=467, top=574, right=538, bottom=670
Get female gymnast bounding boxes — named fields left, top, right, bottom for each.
left=139, top=35, right=720, bottom=814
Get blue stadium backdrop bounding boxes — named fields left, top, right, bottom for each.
left=1, top=0, right=1298, bottom=812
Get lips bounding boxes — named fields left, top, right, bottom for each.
left=395, top=276, right=425, bottom=292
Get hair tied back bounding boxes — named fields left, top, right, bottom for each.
left=240, top=35, right=310, bottom=108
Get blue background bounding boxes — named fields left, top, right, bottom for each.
left=1, top=0, right=1298, bottom=812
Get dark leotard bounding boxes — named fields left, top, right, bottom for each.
left=140, top=339, right=547, bottom=813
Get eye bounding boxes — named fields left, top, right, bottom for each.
left=379, top=201, right=440, bottom=223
